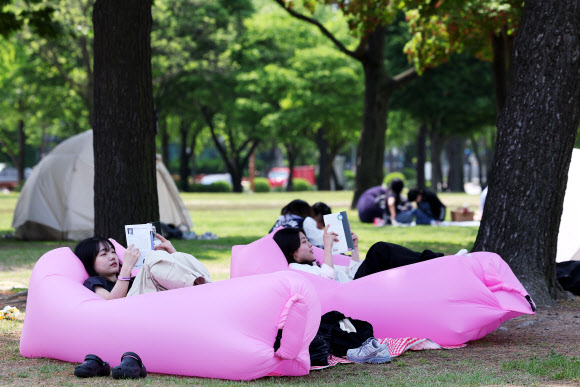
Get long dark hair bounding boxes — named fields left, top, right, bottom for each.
left=281, top=199, right=313, bottom=218
left=74, top=236, right=116, bottom=277
left=273, top=228, right=303, bottom=264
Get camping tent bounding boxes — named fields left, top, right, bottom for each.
left=12, top=130, right=193, bottom=240
left=557, top=148, right=580, bottom=262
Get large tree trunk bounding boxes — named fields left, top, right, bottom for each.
left=473, top=0, right=580, bottom=306
left=316, top=127, right=331, bottom=191
left=93, top=0, right=158, bottom=244
left=286, top=143, right=297, bottom=192
left=416, top=123, right=427, bottom=189
left=446, top=136, right=465, bottom=192
left=351, top=26, right=390, bottom=208
left=17, top=118, right=25, bottom=184
left=430, top=124, right=444, bottom=191
left=491, top=28, right=509, bottom=115
left=470, top=135, right=485, bottom=189
left=160, top=116, right=169, bottom=168
left=179, top=120, right=190, bottom=192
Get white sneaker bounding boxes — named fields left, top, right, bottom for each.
left=346, top=338, right=391, bottom=364
left=455, top=249, right=469, bottom=256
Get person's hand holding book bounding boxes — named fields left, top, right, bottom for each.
left=153, top=234, right=177, bottom=254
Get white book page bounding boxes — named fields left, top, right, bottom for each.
left=125, top=224, right=154, bottom=268
left=323, top=211, right=354, bottom=255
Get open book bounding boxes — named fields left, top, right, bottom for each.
left=124, top=222, right=161, bottom=268
left=323, top=211, right=354, bottom=255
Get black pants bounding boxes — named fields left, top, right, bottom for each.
left=353, top=242, right=444, bottom=280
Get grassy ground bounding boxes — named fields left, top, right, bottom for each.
left=1, top=190, right=579, bottom=386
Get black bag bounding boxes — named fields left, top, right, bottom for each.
left=557, top=261, right=580, bottom=296
left=317, top=311, right=374, bottom=357
left=158, top=223, right=183, bottom=240
left=308, top=335, right=331, bottom=366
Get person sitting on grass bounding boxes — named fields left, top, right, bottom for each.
left=407, top=188, right=446, bottom=225
left=272, top=226, right=444, bottom=283
left=302, top=202, right=332, bottom=248
left=269, top=199, right=314, bottom=233
left=75, top=234, right=211, bottom=300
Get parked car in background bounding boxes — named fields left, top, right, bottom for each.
left=199, top=173, right=232, bottom=185
left=267, top=166, right=316, bottom=188
left=0, top=167, right=32, bottom=190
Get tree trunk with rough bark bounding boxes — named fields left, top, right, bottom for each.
left=446, top=136, right=465, bottom=192
left=473, top=0, right=580, bottom=306
left=160, top=117, right=169, bottom=168
left=286, top=143, right=297, bottom=192
left=430, top=124, right=444, bottom=191
left=93, top=0, right=158, bottom=244
left=351, top=26, right=390, bottom=208
left=316, top=127, right=331, bottom=191
left=416, top=123, right=427, bottom=189
left=17, top=118, right=25, bottom=184
left=179, top=121, right=190, bottom=192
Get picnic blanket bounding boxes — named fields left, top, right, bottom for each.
left=267, top=337, right=465, bottom=375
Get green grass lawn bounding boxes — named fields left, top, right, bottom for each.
left=0, top=191, right=481, bottom=286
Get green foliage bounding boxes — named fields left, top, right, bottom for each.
left=195, top=155, right=226, bottom=174
left=402, top=0, right=523, bottom=72
left=0, top=0, right=61, bottom=38
left=190, top=181, right=233, bottom=193
left=253, top=177, right=270, bottom=192
left=293, top=177, right=312, bottom=191
left=402, top=167, right=416, bottom=182
left=383, top=172, right=406, bottom=187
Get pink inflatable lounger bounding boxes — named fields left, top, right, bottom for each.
left=20, top=247, right=320, bottom=380
left=230, top=233, right=536, bottom=346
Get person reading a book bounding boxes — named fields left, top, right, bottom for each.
left=273, top=227, right=444, bottom=283
left=76, top=234, right=211, bottom=300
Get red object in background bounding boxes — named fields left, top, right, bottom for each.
left=267, top=166, right=316, bottom=188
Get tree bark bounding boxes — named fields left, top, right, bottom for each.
left=416, top=123, right=427, bottom=189
left=446, top=136, right=465, bottom=192
left=286, top=143, right=297, bottom=192
left=179, top=120, right=190, bottom=192
left=473, top=0, right=580, bottom=306
left=491, top=28, right=508, bottom=115
left=316, top=127, right=331, bottom=191
left=17, top=118, right=25, bottom=184
left=160, top=116, right=169, bottom=168
left=430, top=124, right=444, bottom=191
left=351, top=26, right=389, bottom=207
left=92, top=0, right=158, bottom=244
left=470, top=135, right=485, bottom=188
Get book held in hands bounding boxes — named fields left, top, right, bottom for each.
left=323, top=211, right=354, bottom=255
left=124, top=222, right=161, bottom=268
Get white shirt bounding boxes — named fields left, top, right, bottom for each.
left=302, top=217, right=324, bottom=248
left=289, top=260, right=362, bottom=283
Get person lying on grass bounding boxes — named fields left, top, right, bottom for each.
left=75, top=234, right=211, bottom=300
left=273, top=226, right=444, bottom=282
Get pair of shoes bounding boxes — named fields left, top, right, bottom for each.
left=112, top=352, right=147, bottom=379
left=74, top=354, right=111, bottom=378
left=74, top=352, right=146, bottom=379
left=198, top=231, right=218, bottom=240
left=346, top=338, right=391, bottom=364
left=373, top=217, right=386, bottom=227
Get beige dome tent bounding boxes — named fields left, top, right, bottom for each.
left=557, top=148, right=580, bottom=262
left=12, top=130, right=193, bottom=240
